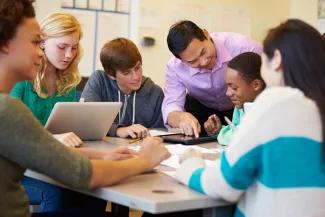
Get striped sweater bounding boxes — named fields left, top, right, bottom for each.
left=175, top=87, right=325, bottom=217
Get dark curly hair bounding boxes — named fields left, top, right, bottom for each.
left=0, top=0, right=35, bottom=48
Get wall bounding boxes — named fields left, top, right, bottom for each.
left=138, top=0, right=292, bottom=87
left=34, top=0, right=60, bottom=20
left=290, top=0, right=318, bottom=25
left=35, top=0, right=135, bottom=76
left=35, top=0, right=318, bottom=87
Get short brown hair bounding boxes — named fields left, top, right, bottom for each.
left=0, top=0, right=35, bottom=49
left=100, top=38, right=142, bottom=77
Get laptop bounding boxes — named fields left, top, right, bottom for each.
left=45, top=102, right=122, bottom=140
left=161, top=134, right=218, bottom=145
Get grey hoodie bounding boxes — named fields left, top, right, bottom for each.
left=81, top=70, right=165, bottom=136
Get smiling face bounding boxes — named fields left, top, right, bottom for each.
left=225, top=67, right=263, bottom=108
left=43, top=32, right=79, bottom=70
left=178, top=31, right=216, bottom=70
left=113, top=61, right=143, bottom=94
left=7, top=18, right=44, bottom=81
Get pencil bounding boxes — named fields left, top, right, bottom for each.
left=224, top=116, right=236, bottom=130
left=128, top=138, right=142, bottom=144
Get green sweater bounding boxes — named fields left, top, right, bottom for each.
left=217, top=106, right=244, bottom=145
left=0, top=94, right=91, bottom=217
left=10, top=81, right=77, bottom=126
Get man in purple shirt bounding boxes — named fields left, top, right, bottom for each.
left=162, top=20, right=262, bottom=137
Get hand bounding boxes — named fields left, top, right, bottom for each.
left=179, top=148, right=203, bottom=164
left=53, top=132, right=82, bottom=147
left=116, top=124, right=149, bottom=139
left=138, top=137, right=171, bottom=170
left=204, top=114, right=222, bottom=136
left=179, top=112, right=201, bottom=137
left=102, top=147, right=137, bottom=160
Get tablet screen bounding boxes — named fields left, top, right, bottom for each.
left=162, top=134, right=218, bottom=145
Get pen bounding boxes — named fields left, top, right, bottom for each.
left=128, top=138, right=142, bottom=144
left=224, top=116, right=236, bottom=130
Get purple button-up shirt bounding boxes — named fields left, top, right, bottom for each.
left=162, top=32, right=262, bottom=124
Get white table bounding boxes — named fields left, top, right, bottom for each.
left=25, top=137, right=231, bottom=216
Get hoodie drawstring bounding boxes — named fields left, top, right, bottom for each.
left=118, top=90, right=136, bottom=125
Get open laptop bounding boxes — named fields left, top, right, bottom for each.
left=45, top=102, right=122, bottom=140
left=161, top=134, right=218, bottom=145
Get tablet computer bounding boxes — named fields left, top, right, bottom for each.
left=45, top=102, right=122, bottom=140
left=161, top=134, right=218, bottom=145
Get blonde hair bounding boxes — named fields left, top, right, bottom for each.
left=34, top=12, right=82, bottom=98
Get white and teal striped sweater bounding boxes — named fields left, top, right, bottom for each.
left=175, top=87, right=325, bottom=217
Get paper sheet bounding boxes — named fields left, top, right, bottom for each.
left=148, top=129, right=181, bottom=137
left=160, top=155, right=217, bottom=169
left=129, top=144, right=221, bottom=171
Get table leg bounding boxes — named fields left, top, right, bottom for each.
left=111, top=203, right=129, bottom=217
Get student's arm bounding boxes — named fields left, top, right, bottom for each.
left=0, top=96, right=92, bottom=190
left=9, top=81, right=26, bottom=100
left=90, top=137, right=169, bottom=187
left=108, top=123, right=120, bottom=136
left=72, top=146, right=135, bottom=160
left=0, top=95, right=170, bottom=189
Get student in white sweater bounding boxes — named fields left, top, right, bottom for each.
left=175, top=19, right=325, bottom=217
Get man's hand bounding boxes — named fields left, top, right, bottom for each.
left=179, top=112, right=201, bottom=137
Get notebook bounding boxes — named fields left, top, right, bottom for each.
left=45, top=102, right=122, bottom=140
left=161, top=134, right=218, bottom=145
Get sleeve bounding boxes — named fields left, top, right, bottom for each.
left=149, top=86, right=165, bottom=128
left=81, top=71, right=103, bottom=102
left=107, top=123, right=120, bottom=136
left=217, top=125, right=234, bottom=146
left=10, top=81, right=26, bottom=100
left=217, top=108, right=243, bottom=145
left=0, top=96, right=92, bottom=190
left=161, top=62, right=187, bottom=125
